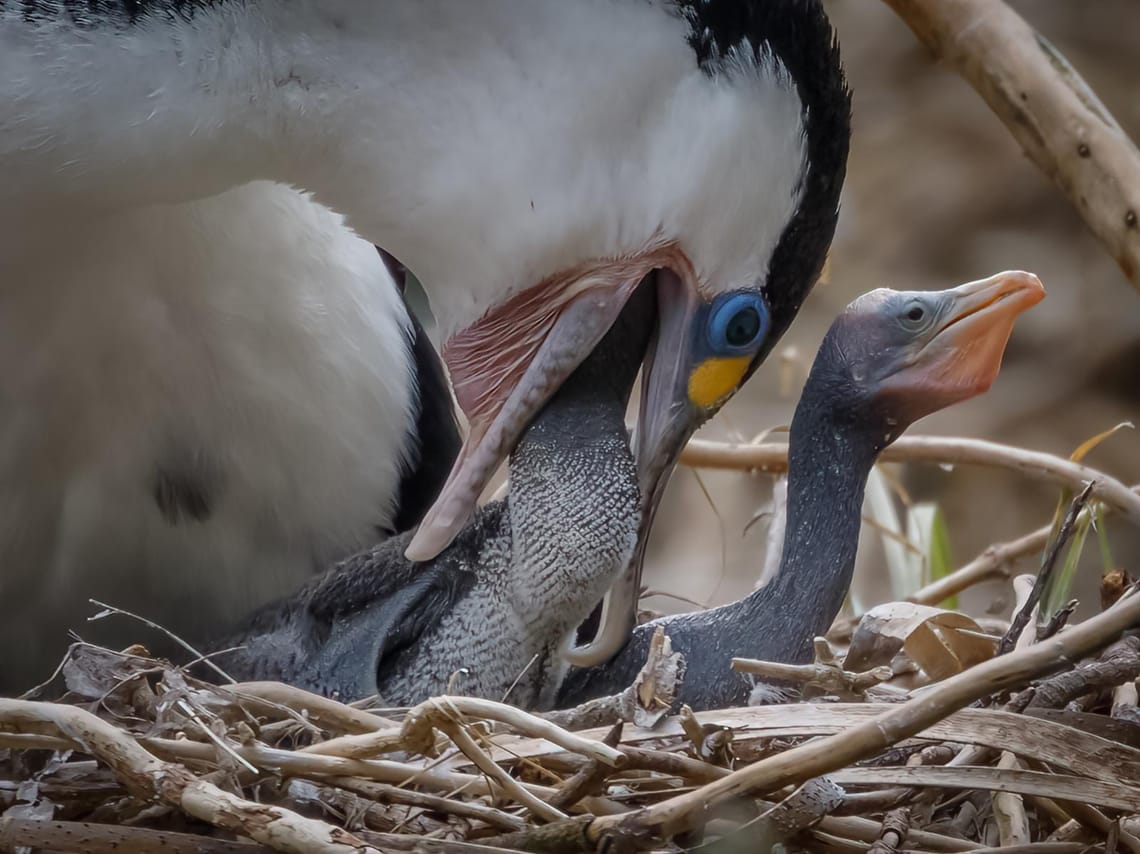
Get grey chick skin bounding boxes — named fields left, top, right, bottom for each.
left=215, top=284, right=655, bottom=708
left=557, top=272, right=1044, bottom=712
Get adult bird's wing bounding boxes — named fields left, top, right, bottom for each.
left=378, top=247, right=463, bottom=537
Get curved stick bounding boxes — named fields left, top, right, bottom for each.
left=680, top=436, right=1140, bottom=528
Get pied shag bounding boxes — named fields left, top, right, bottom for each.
left=0, top=0, right=851, bottom=672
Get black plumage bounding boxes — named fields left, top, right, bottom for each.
left=377, top=249, right=463, bottom=537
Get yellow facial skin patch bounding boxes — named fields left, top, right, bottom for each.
left=687, top=356, right=751, bottom=409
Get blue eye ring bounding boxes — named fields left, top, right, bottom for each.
left=706, top=291, right=770, bottom=355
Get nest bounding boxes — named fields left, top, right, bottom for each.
left=3, top=556, right=1140, bottom=854
left=3, top=454, right=1140, bottom=853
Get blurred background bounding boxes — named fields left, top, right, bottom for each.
left=405, top=1, right=1140, bottom=626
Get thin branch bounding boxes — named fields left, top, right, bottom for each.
left=731, top=657, right=893, bottom=697
left=993, top=752, right=1032, bottom=847
left=0, top=819, right=271, bottom=854
left=909, top=483, right=1139, bottom=606
left=137, top=734, right=626, bottom=816
left=440, top=722, right=567, bottom=824
left=679, top=437, right=1140, bottom=528
left=400, top=696, right=625, bottom=768
left=829, top=764, right=1140, bottom=813
left=87, top=599, right=234, bottom=685
left=868, top=808, right=910, bottom=854
left=224, top=682, right=400, bottom=735
left=327, top=777, right=526, bottom=834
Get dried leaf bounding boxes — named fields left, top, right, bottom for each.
left=1069, top=420, right=1134, bottom=464
left=631, top=627, right=684, bottom=729
left=61, top=644, right=156, bottom=700
left=844, top=602, right=996, bottom=680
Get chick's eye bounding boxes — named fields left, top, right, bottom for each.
left=708, top=292, right=769, bottom=354
left=900, top=299, right=931, bottom=329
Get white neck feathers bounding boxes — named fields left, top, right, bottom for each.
left=1, top=1, right=807, bottom=336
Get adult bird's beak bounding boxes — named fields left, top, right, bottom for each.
left=886, top=270, right=1045, bottom=416
left=405, top=249, right=708, bottom=565
left=561, top=269, right=714, bottom=666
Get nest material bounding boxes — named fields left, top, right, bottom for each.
left=2, top=583, right=1140, bottom=854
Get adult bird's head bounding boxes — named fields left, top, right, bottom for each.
left=393, top=1, right=852, bottom=661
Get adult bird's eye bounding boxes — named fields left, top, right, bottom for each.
left=708, top=292, right=770, bottom=354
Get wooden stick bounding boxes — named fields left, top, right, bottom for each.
left=680, top=436, right=1140, bottom=527
left=881, top=0, right=1140, bottom=292
left=0, top=819, right=271, bottom=854
left=992, top=753, right=1032, bottom=847
left=223, top=682, right=399, bottom=735
left=829, top=765, right=1140, bottom=813
left=444, top=722, right=568, bottom=823
left=401, top=696, right=625, bottom=768
left=326, top=777, right=527, bottom=834
left=731, top=657, right=893, bottom=696
left=0, top=700, right=376, bottom=854
left=138, top=735, right=625, bottom=816
left=587, top=589, right=1140, bottom=845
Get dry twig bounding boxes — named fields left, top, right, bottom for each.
left=680, top=437, right=1140, bottom=527
left=999, top=484, right=1095, bottom=655
left=0, top=700, right=375, bottom=853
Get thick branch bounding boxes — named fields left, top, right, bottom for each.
left=882, top=0, right=1140, bottom=291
